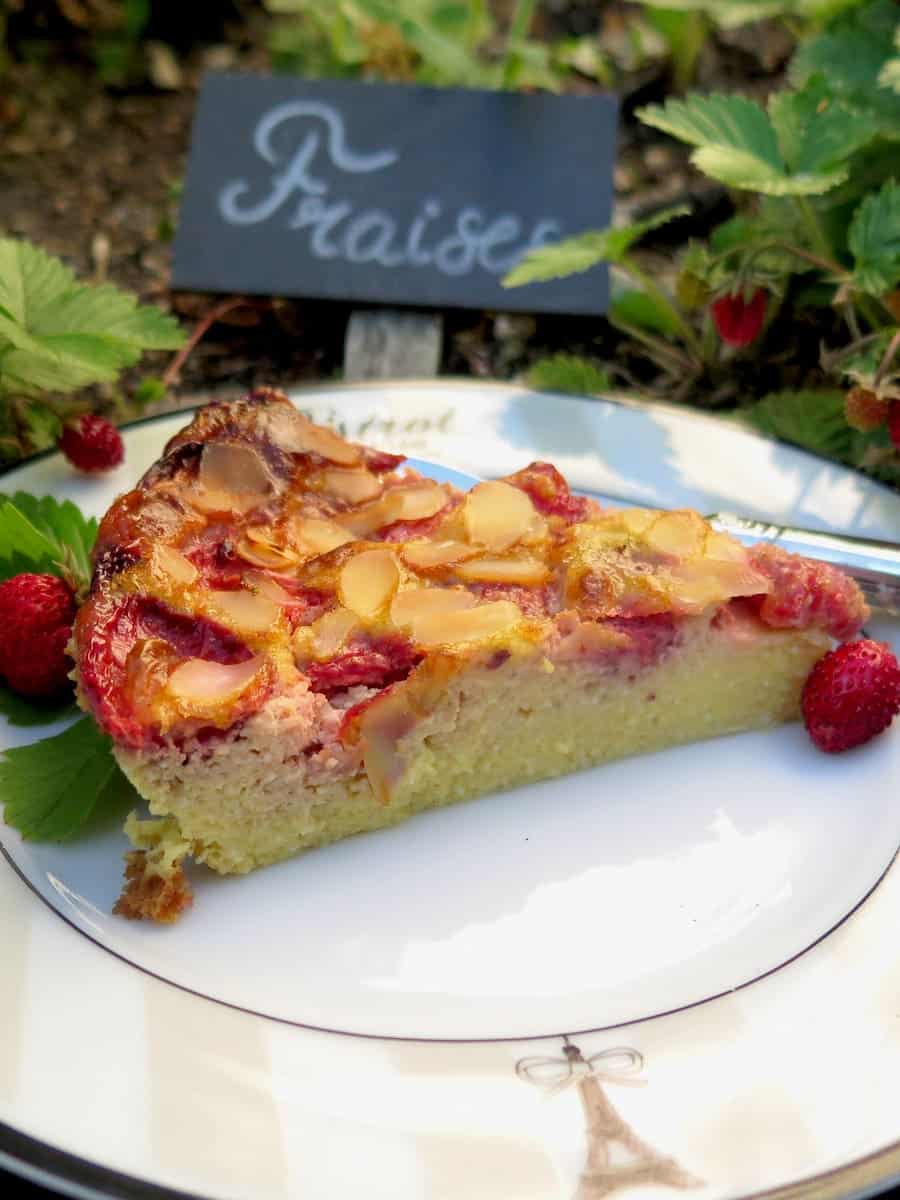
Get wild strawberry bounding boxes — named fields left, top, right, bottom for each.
left=0, top=573, right=77, bottom=697
left=710, top=288, right=767, bottom=348
left=59, top=414, right=124, bottom=473
left=844, top=386, right=888, bottom=432
left=801, top=639, right=900, bottom=753
left=888, top=401, right=900, bottom=451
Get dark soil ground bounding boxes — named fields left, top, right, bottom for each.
left=0, top=2, right=795, bottom=412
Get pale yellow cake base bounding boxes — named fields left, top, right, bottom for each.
left=115, top=616, right=830, bottom=877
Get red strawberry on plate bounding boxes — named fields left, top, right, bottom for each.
left=801, top=639, right=900, bottom=753
left=0, top=573, right=77, bottom=697
left=59, top=414, right=124, bottom=473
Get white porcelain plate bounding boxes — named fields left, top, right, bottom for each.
left=1, top=381, right=898, bottom=1200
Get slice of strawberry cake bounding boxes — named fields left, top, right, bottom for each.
left=71, top=389, right=868, bottom=922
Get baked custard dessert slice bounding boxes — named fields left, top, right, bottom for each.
left=72, top=389, right=868, bottom=923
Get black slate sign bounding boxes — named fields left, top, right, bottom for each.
left=173, top=73, right=618, bottom=315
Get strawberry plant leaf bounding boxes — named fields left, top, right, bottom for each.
left=0, top=717, right=132, bottom=841
left=768, top=80, right=874, bottom=182
left=0, top=685, right=78, bottom=727
left=502, top=206, right=688, bottom=287
left=0, top=492, right=97, bottom=589
left=527, top=354, right=613, bottom=395
left=0, top=238, right=184, bottom=397
left=879, top=24, right=900, bottom=93
left=638, top=92, right=855, bottom=195
left=21, top=402, right=63, bottom=453
left=791, top=0, right=900, bottom=133
left=611, top=281, right=681, bottom=336
left=848, top=179, right=900, bottom=296
left=743, top=389, right=864, bottom=462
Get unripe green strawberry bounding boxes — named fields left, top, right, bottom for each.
left=675, top=269, right=710, bottom=311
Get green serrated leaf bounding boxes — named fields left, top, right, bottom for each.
left=0, top=500, right=59, bottom=566
left=0, top=492, right=98, bottom=589
left=638, top=91, right=853, bottom=195
left=791, top=1, right=900, bottom=133
left=503, top=206, right=688, bottom=287
left=848, top=179, right=900, bottom=295
left=0, top=685, right=78, bottom=727
left=769, top=79, right=874, bottom=179
left=610, top=284, right=681, bottom=335
left=743, top=389, right=859, bottom=462
left=0, top=238, right=184, bottom=397
left=0, top=717, right=131, bottom=841
left=527, top=354, right=613, bottom=395
left=21, top=402, right=63, bottom=452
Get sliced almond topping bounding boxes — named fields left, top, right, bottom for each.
left=643, top=511, right=707, bottom=559
left=410, top=599, right=521, bottom=648
left=663, top=571, right=727, bottom=613
left=702, top=559, right=772, bottom=598
left=620, top=508, right=658, bottom=536
left=208, top=589, right=281, bottom=635
left=343, top=483, right=447, bottom=536
left=455, top=556, right=549, bottom=585
left=246, top=573, right=295, bottom=602
left=237, top=528, right=300, bottom=570
left=190, top=486, right=261, bottom=517
left=291, top=515, right=355, bottom=556
left=338, top=548, right=400, bottom=619
left=124, top=638, right=180, bottom=724
left=390, top=586, right=477, bottom=628
left=703, top=530, right=747, bottom=563
left=464, top=481, right=538, bottom=551
left=167, top=656, right=264, bottom=713
left=401, top=539, right=476, bottom=570
left=384, top=482, right=447, bottom=522
left=320, top=468, right=382, bottom=503
left=308, top=607, right=359, bottom=659
left=275, top=414, right=361, bottom=465
left=198, top=442, right=274, bottom=497
left=152, top=544, right=198, bottom=586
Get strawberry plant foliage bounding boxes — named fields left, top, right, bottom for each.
left=0, top=238, right=183, bottom=397
left=848, top=181, right=900, bottom=297
left=503, top=206, right=689, bottom=286
left=506, top=0, right=899, bottom=485
left=0, top=491, right=97, bottom=595
left=0, top=718, right=134, bottom=842
left=636, top=87, right=872, bottom=195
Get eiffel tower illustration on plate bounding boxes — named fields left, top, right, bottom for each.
left=516, top=1038, right=701, bottom=1200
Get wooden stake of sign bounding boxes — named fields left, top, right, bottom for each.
left=343, top=310, right=443, bottom=381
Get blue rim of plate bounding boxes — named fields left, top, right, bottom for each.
left=1, top=383, right=899, bottom=1200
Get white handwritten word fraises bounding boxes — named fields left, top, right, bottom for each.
left=219, top=101, right=562, bottom=279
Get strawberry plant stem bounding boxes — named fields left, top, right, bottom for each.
left=161, top=297, right=260, bottom=389
left=621, top=258, right=704, bottom=359
left=795, top=196, right=834, bottom=263
left=875, top=329, right=900, bottom=389
left=607, top=314, right=699, bottom=376
left=502, top=0, right=537, bottom=86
